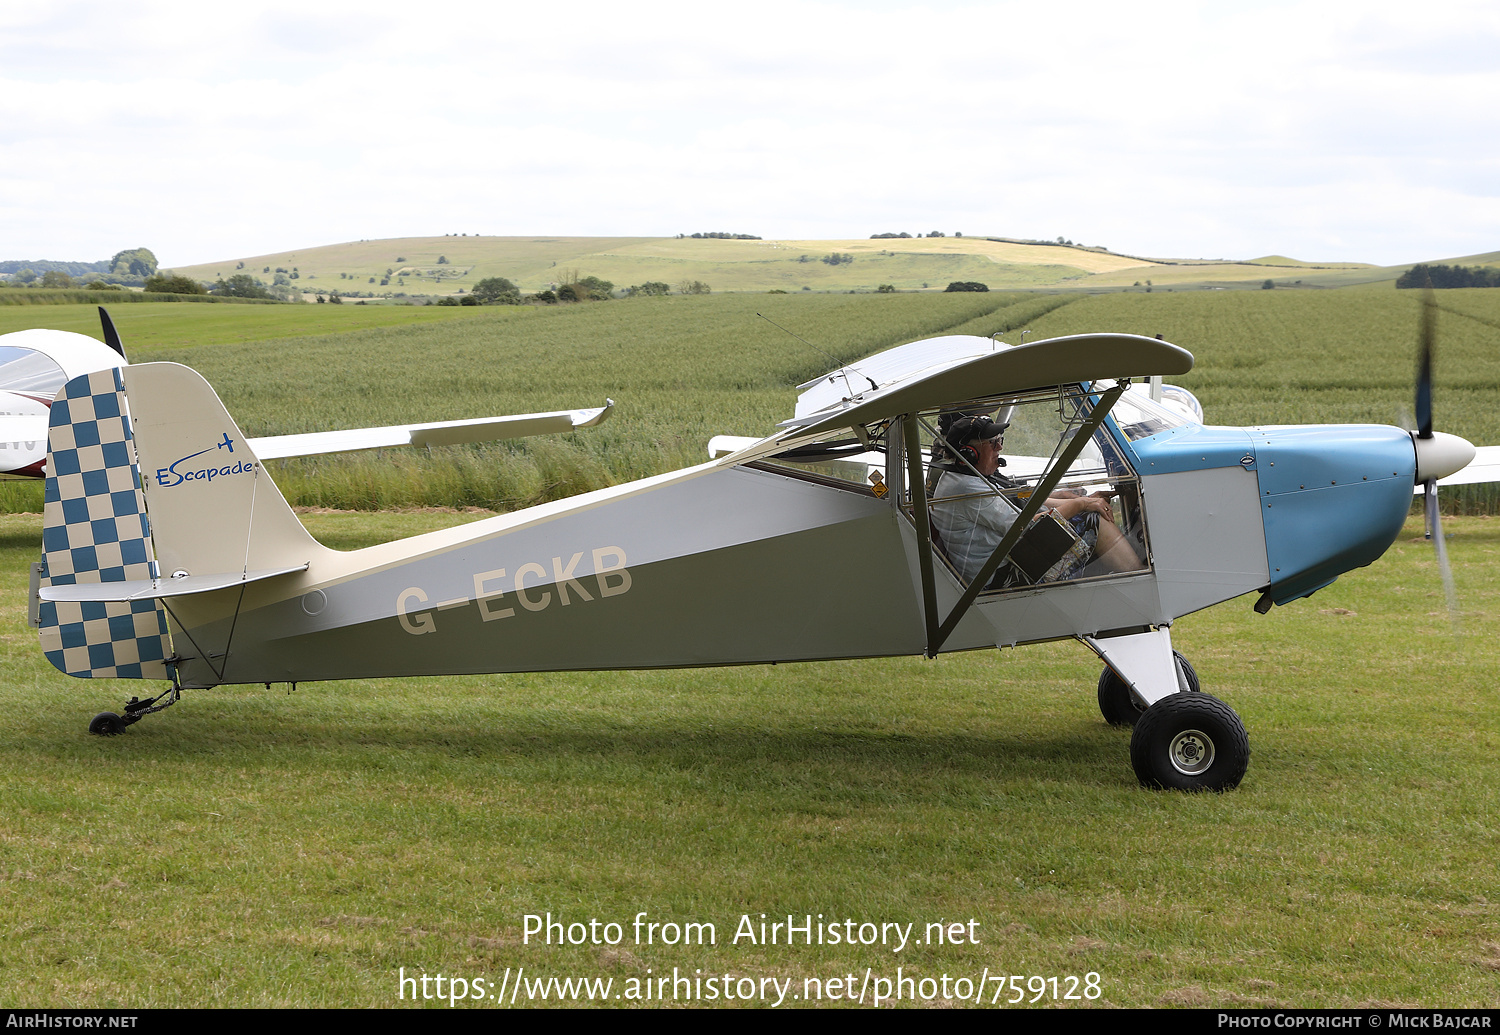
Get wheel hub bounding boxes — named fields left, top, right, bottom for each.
left=1169, top=729, right=1215, bottom=775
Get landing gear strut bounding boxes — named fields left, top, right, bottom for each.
left=87, top=683, right=181, bottom=736
left=1097, top=650, right=1199, bottom=726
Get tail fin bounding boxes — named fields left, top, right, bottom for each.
left=38, top=363, right=324, bottom=683
left=122, top=362, right=320, bottom=580
left=37, top=368, right=171, bottom=679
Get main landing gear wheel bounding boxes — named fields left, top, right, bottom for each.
left=1130, top=692, right=1249, bottom=792
left=1097, top=651, right=1200, bottom=726
left=88, top=712, right=127, bottom=736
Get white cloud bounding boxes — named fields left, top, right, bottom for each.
left=2, top=0, right=1497, bottom=265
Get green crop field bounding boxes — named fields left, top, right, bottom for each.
left=2, top=286, right=1496, bottom=515
left=2, top=285, right=1498, bottom=1007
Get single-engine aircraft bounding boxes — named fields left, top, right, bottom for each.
left=0, top=310, right=613, bottom=478
left=29, top=319, right=1477, bottom=791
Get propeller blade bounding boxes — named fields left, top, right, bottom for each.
left=1415, top=289, right=1435, bottom=439
left=1425, top=479, right=1462, bottom=640
left=98, top=307, right=126, bottom=360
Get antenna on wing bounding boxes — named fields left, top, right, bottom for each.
left=756, top=313, right=878, bottom=395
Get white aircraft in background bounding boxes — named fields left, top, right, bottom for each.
left=0, top=309, right=613, bottom=479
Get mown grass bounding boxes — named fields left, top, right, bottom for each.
left=0, top=512, right=1495, bottom=1008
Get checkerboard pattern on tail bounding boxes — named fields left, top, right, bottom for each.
left=37, top=368, right=172, bottom=680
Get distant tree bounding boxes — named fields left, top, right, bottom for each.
left=40, top=270, right=74, bottom=288
left=557, top=284, right=580, bottom=302
left=110, top=248, right=158, bottom=278
left=1262, top=279, right=1275, bottom=290
left=13, top=268, right=36, bottom=284
left=928, top=231, right=945, bottom=238
left=396, top=256, right=406, bottom=263
left=626, top=281, right=671, bottom=297
left=1396, top=263, right=1500, bottom=289
left=145, top=273, right=207, bottom=295
left=85, top=280, right=121, bottom=291
left=677, top=280, right=712, bottom=295
left=210, top=274, right=274, bottom=299
left=436, top=255, right=450, bottom=265
left=821, top=252, right=853, bottom=266
left=944, top=281, right=989, bottom=292
left=459, top=294, right=479, bottom=306
left=436, top=296, right=460, bottom=306
left=236, top=262, right=244, bottom=269
left=877, top=284, right=896, bottom=293
left=535, top=289, right=557, bottom=304
left=954, top=232, right=962, bottom=237
left=572, top=275, right=613, bottom=300
left=329, top=292, right=343, bottom=304
left=471, top=277, right=520, bottom=304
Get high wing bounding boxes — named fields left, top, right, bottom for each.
left=779, top=333, right=1194, bottom=439
left=248, top=401, right=614, bottom=461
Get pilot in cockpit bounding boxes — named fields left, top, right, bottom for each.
left=929, top=413, right=1142, bottom=589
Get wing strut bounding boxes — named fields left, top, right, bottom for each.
left=925, top=383, right=1126, bottom=657
left=902, top=414, right=940, bottom=651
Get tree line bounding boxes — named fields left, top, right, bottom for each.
left=1396, top=263, right=1500, bottom=289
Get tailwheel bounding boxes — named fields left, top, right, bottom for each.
left=1129, top=692, right=1249, bottom=791
left=88, top=712, right=127, bottom=736
left=86, top=683, right=182, bottom=737
left=1097, top=650, right=1200, bottom=727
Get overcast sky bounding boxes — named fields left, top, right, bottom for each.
left=3, top=0, right=1497, bottom=268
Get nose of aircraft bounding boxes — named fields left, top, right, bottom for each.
left=1253, top=424, right=1420, bottom=606
left=1413, top=430, right=1475, bottom=483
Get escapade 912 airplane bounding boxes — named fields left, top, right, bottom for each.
left=25, top=308, right=1478, bottom=791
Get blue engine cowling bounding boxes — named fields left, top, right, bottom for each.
left=1250, top=425, right=1416, bottom=604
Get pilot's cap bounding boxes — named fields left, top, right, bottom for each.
left=944, top=413, right=1005, bottom=452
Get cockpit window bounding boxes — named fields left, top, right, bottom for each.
left=1100, top=387, right=1192, bottom=442
left=913, top=386, right=1152, bottom=592
left=0, top=346, right=68, bottom=397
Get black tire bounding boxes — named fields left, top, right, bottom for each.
left=1097, top=650, right=1200, bottom=726
left=89, top=712, right=126, bottom=737
left=1130, top=692, right=1249, bottom=791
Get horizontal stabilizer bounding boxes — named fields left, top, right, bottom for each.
left=249, top=401, right=614, bottom=461
left=40, top=564, right=308, bottom=603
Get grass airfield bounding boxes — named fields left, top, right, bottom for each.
left=1, top=287, right=1498, bottom=1007
left=1, top=513, right=1496, bottom=1008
